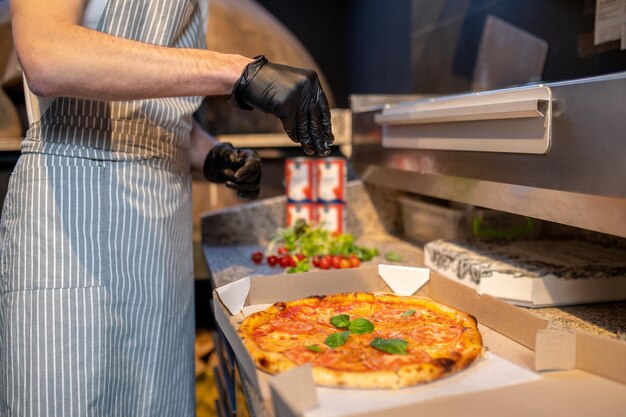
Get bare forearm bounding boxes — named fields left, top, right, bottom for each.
left=11, top=2, right=250, bottom=100
left=189, top=119, right=219, bottom=172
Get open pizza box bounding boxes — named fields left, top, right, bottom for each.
left=212, top=265, right=626, bottom=417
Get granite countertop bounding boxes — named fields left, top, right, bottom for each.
left=201, top=180, right=626, bottom=340
left=524, top=302, right=626, bottom=338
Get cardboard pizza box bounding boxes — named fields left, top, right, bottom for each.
left=212, top=265, right=626, bottom=417
left=424, top=239, right=626, bottom=307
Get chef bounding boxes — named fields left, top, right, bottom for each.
left=0, top=0, right=333, bottom=416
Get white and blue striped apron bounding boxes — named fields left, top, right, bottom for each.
left=0, top=1, right=208, bottom=416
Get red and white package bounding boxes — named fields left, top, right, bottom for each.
left=286, top=203, right=316, bottom=228
left=315, top=203, right=345, bottom=235
left=285, top=158, right=315, bottom=202
left=315, top=158, right=346, bottom=203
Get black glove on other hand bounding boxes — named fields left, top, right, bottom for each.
left=203, top=143, right=261, bottom=200
left=230, top=55, right=334, bottom=157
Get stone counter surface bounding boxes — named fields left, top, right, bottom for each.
left=527, top=302, right=626, bottom=338
left=201, top=181, right=626, bottom=339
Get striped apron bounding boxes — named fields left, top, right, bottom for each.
left=0, top=1, right=208, bottom=416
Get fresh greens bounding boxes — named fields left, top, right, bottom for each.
left=287, top=258, right=311, bottom=274
left=353, top=246, right=379, bottom=262
left=330, top=314, right=350, bottom=329
left=306, top=344, right=322, bottom=352
left=348, top=318, right=374, bottom=334
left=325, top=331, right=350, bottom=348
left=271, top=219, right=378, bottom=260
left=384, top=251, right=404, bottom=262
left=400, top=310, right=416, bottom=317
left=370, top=338, right=408, bottom=355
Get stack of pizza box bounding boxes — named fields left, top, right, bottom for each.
left=424, top=239, right=626, bottom=307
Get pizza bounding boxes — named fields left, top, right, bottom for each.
left=237, top=292, right=483, bottom=389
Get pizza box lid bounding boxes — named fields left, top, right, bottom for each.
left=212, top=265, right=626, bottom=417
left=424, top=239, right=626, bottom=307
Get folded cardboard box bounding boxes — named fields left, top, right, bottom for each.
left=213, top=265, right=626, bottom=417
left=424, top=239, right=626, bottom=307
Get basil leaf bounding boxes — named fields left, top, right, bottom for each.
left=306, top=344, right=322, bottom=352
left=370, top=337, right=408, bottom=355
left=359, top=247, right=379, bottom=261
left=400, top=310, right=416, bottom=318
left=325, top=331, right=349, bottom=348
left=384, top=251, right=403, bottom=262
left=348, top=318, right=374, bottom=334
left=330, top=314, right=350, bottom=329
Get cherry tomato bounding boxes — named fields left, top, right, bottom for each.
left=331, top=255, right=343, bottom=269
left=322, top=255, right=333, bottom=264
left=267, top=255, right=278, bottom=267
left=339, top=259, right=351, bottom=269
left=318, top=258, right=331, bottom=270
left=312, top=256, right=321, bottom=267
left=278, top=247, right=290, bottom=255
left=288, top=256, right=297, bottom=267
left=279, top=256, right=291, bottom=268
left=251, top=252, right=263, bottom=264
left=296, top=253, right=306, bottom=261
left=348, top=255, right=361, bottom=268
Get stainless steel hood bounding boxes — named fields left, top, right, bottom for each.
left=350, top=73, right=626, bottom=238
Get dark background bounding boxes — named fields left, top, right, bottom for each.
left=258, top=0, right=626, bottom=107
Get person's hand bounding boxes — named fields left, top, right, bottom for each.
left=230, top=55, right=334, bottom=157
left=203, top=143, right=261, bottom=200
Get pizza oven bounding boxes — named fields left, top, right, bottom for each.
left=348, top=72, right=626, bottom=308
left=351, top=72, right=626, bottom=240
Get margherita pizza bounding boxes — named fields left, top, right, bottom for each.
left=238, top=292, right=483, bottom=389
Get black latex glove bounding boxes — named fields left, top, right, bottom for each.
left=203, top=143, right=261, bottom=200
left=230, top=55, right=334, bottom=157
